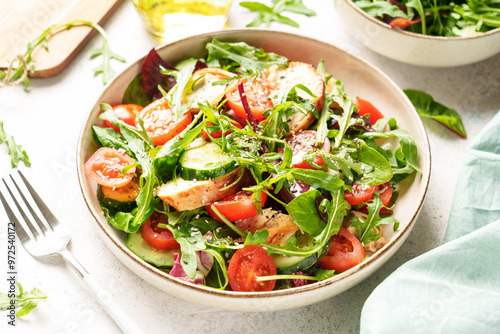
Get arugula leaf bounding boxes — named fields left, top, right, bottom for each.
left=354, top=0, right=408, bottom=18
left=244, top=230, right=270, bottom=245
left=0, top=20, right=124, bottom=90
left=404, top=89, right=467, bottom=138
left=360, top=127, right=421, bottom=174
left=291, top=169, right=344, bottom=192
left=240, top=0, right=316, bottom=27
left=89, top=39, right=126, bottom=85
left=206, top=39, right=289, bottom=71
left=0, top=121, right=31, bottom=168
left=92, top=126, right=134, bottom=157
left=314, top=269, right=337, bottom=281
left=349, top=193, right=399, bottom=245
left=171, top=221, right=207, bottom=280
left=285, top=190, right=326, bottom=236
left=0, top=283, right=46, bottom=317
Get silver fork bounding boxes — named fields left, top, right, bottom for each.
left=0, top=170, right=143, bottom=334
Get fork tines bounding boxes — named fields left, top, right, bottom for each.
left=0, top=171, right=53, bottom=241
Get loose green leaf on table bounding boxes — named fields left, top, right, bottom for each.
left=404, top=89, right=467, bottom=138
left=0, top=20, right=124, bottom=91
left=240, top=0, right=316, bottom=27
left=0, top=121, right=31, bottom=168
left=0, top=283, right=47, bottom=317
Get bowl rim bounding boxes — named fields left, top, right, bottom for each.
left=344, top=0, right=500, bottom=41
left=77, top=28, right=431, bottom=300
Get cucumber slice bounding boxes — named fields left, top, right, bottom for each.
left=272, top=232, right=329, bottom=275
left=98, top=184, right=137, bottom=212
left=175, top=58, right=199, bottom=71
left=126, top=232, right=177, bottom=268
left=179, top=142, right=237, bottom=181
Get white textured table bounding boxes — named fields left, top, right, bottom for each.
left=1, top=1, right=499, bottom=333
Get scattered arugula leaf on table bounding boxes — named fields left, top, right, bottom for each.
left=0, top=283, right=47, bottom=317
left=0, top=20, right=124, bottom=90
left=404, top=89, right=467, bottom=138
left=240, top=0, right=316, bottom=27
left=0, top=121, right=31, bottom=168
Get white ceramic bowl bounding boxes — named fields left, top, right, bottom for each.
left=336, top=0, right=500, bottom=67
left=77, top=29, right=431, bottom=312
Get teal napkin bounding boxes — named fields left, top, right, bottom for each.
left=360, top=111, right=500, bottom=333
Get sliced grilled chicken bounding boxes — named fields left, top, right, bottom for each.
left=264, top=62, right=325, bottom=132
left=182, top=68, right=236, bottom=114
left=157, top=167, right=250, bottom=211
left=236, top=208, right=299, bottom=246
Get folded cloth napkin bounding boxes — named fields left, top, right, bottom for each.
left=360, top=111, right=500, bottom=334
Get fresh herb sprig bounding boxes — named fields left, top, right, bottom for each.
left=240, top=0, right=316, bottom=27
left=0, top=283, right=47, bottom=317
left=0, top=121, right=31, bottom=168
left=0, top=20, right=124, bottom=90
left=353, top=0, right=500, bottom=36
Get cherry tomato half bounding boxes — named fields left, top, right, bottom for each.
left=228, top=244, right=277, bottom=292
left=378, top=182, right=393, bottom=207
left=226, top=78, right=276, bottom=121
left=285, top=130, right=331, bottom=169
left=141, top=211, right=180, bottom=251
left=138, top=97, right=192, bottom=146
left=205, top=191, right=268, bottom=222
left=344, top=182, right=393, bottom=207
left=318, top=228, right=365, bottom=273
left=84, top=147, right=135, bottom=188
left=355, top=97, right=385, bottom=125
left=104, top=104, right=143, bottom=132
left=201, top=119, right=243, bottom=140
left=344, top=184, right=377, bottom=206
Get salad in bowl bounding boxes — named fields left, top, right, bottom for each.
left=82, top=38, right=420, bottom=292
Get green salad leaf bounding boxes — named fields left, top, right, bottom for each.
left=240, top=0, right=316, bottom=28
left=0, top=121, right=31, bottom=168
left=0, top=283, right=47, bottom=317
left=404, top=89, right=467, bottom=138
left=206, top=39, right=289, bottom=71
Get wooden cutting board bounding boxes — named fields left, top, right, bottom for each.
left=0, top=0, right=124, bottom=78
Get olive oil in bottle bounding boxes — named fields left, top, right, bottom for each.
left=132, top=0, right=232, bottom=39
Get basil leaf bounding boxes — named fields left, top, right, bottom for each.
left=404, top=89, right=467, bottom=138
left=286, top=190, right=326, bottom=236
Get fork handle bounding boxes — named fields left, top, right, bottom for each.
left=60, top=250, right=143, bottom=334
left=83, top=274, right=144, bottom=334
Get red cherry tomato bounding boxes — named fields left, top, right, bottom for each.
left=138, top=97, right=192, bottom=146
left=141, top=211, right=180, bottom=251
left=344, top=183, right=377, bottom=206
left=344, top=182, right=393, bottom=207
left=355, top=97, right=385, bottom=124
left=201, top=120, right=243, bottom=140
left=226, top=78, right=277, bottom=121
left=84, top=147, right=136, bottom=188
left=378, top=182, right=393, bottom=207
left=285, top=130, right=331, bottom=169
left=228, top=244, right=277, bottom=292
left=104, top=104, right=143, bottom=132
left=205, top=191, right=268, bottom=222
left=318, top=228, right=365, bottom=273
